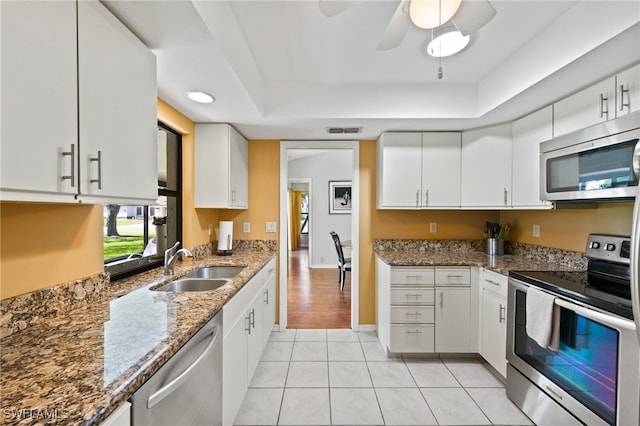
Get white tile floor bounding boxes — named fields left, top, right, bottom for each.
left=233, top=329, right=534, bottom=426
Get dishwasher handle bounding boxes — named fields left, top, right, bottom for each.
left=147, top=327, right=219, bottom=409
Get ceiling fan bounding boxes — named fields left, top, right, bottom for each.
left=319, top=0, right=496, bottom=51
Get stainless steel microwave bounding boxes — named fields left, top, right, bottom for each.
left=541, top=112, right=640, bottom=202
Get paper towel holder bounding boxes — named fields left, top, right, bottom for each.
left=217, top=221, right=233, bottom=256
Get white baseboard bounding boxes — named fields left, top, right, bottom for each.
left=357, top=324, right=376, bottom=332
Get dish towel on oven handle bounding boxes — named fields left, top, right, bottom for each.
left=526, top=286, right=561, bottom=352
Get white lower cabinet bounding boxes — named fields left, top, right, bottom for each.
left=261, top=259, right=277, bottom=349
left=222, top=258, right=276, bottom=426
left=479, top=268, right=508, bottom=378
left=377, top=261, right=476, bottom=354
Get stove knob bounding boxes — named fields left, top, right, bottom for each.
left=590, top=241, right=601, bottom=249
left=605, top=243, right=616, bottom=252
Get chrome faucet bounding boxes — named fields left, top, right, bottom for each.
left=163, top=241, right=193, bottom=275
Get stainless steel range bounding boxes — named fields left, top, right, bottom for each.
left=507, top=234, right=639, bottom=426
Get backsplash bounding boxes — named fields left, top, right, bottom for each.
left=374, top=239, right=587, bottom=269
left=0, top=240, right=277, bottom=338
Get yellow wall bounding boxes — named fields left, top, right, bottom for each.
left=500, top=203, right=633, bottom=252
left=219, top=140, right=280, bottom=241
left=0, top=203, right=104, bottom=299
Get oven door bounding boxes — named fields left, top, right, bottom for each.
left=507, top=278, right=639, bottom=426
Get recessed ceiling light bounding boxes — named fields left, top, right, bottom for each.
left=187, top=91, right=215, bottom=104
left=426, top=29, right=470, bottom=58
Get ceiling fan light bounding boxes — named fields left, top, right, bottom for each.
left=426, top=29, right=470, bottom=57
left=409, top=0, right=462, bottom=29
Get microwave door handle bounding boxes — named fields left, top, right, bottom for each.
left=633, top=140, right=640, bottom=180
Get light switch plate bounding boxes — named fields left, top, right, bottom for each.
left=533, top=224, right=540, bottom=238
left=266, top=222, right=277, bottom=233
left=430, top=222, right=437, bottom=233
left=243, top=222, right=250, bottom=233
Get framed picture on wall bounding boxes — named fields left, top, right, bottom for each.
left=329, top=180, right=352, bottom=214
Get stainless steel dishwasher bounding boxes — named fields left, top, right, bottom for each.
left=131, top=312, right=222, bottom=426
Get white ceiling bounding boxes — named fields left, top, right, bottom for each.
left=103, top=0, right=640, bottom=140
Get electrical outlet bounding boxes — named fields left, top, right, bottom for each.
left=208, top=224, right=213, bottom=235
left=430, top=222, right=437, bottom=233
left=266, top=222, right=277, bottom=233
left=243, top=222, right=250, bottom=233
left=533, top=224, right=540, bottom=238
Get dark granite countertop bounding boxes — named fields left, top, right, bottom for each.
left=0, top=249, right=275, bottom=425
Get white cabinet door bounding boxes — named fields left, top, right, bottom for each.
left=615, top=64, right=640, bottom=117
left=421, top=133, right=461, bottom=208
left=377, top=133, right=422, bottom=208
left=480, top=288, right=507, bottom=378
left=0, top=1, right=78, bottom=202
left=195, top=124, right=249, bottom=209
left=461, top=124, right=513, bottom=208
left=435, top=287, right=472, bottom=353
left=553, top=77, right=615, bottom=137
left=77, top=0, right=157, bottom=204
left=246, top=291, right=263, bottom=384
left=262, top=263, right=277, bottom=349
left=229, top=126, right=249, bottom=208
left=222, top=308, right=249, bottom=426
left=511, top=106, right=553, bottom=209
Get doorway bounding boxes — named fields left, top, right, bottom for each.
left=279, top=141, right=360, bottom=331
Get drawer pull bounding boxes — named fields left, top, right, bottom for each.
left=406, top=312, right=422, bottom=316
left=485, top=279, right=501, bottom=287
left=446, top=274, right=464, bottom=279
left=404, top=275, right=423, bottom=280
left=406, top=330, right=423, bottom=334
left=499, top=304, right=506, bottom=323
left=406, top=293, right=423, bottom=298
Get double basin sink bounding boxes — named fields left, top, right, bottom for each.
left=153, top=266, right=246, bottom=292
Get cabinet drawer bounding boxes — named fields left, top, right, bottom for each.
left=390, top=268, right=434, bottom=286
left=390, top=288, right=435, bottom=305
left=389, top=325, right=435, bottom=353
left=481, top=269, right=508, bottom=298
left=390, top=306, right=435, bottom=324
left=435, top=268, right=470, bottom=285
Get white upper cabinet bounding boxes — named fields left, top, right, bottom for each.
left=615, top=64, right=640, bottom=117
left=77, top=0, right=157, bottom=204
left=377, top=132, right=422, bottom=208
left=461, top=124, right=513, bottom=208
left=0, top=0, right=157, bottom=204
left=421, top=133, right=461, bottom=208
left=195, top=124, right=249, bottom=209
left=1, top=1, right=78, bottom=202
left=377, top=132, right=460, bottom=209
left=553, top=77, right=615, bottom=137
left=511, top=106, right=553, bottom=209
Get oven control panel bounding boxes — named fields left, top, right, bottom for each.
left=585, top=234, right=631, bottom=264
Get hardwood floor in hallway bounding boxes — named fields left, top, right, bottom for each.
left=287, top=248, right=351, bottom=329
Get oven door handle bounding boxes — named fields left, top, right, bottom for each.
left=633, top=140, right=640, bottom=179
left=509, top=279, right=636, bottom=332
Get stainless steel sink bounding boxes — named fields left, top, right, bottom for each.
left=184, top=266, right=246, bottom=279
left=152, top=278, right=231, bottom=292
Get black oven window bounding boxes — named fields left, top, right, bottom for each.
left=514, top=291, right=619, bottom=425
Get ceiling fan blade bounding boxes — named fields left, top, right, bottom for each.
left=451, top=0, right=496, bottom=36
left=376, top=0, right=410, bottom=51
left=319, top=0, right=365, bottom=17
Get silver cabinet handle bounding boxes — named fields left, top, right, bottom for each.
left=406, top=311, right=422, bottom=317
left=406, top=330, right=422, bottom=334
left=439, top=291, right=444, bottom=309
left=620, top=84, right=630, bottom=111
left=446, top=274, right=464, bottom=279
left=406, top=293, right=423, bottom=298
left=61, top=144, right=75, bottom=187
left=89, top=150, right=102, bottom=190
left=415, top=189, right=419, bottom=207
left=425, top=190, right=429, bottom=207
left=264, top=288, right=269, bottom=305
left=147, top=328, right=218, bottom=409
left=600, top=93, right=609, bottom=118
left=485, top=279, right=501, bottom=287
left=499, top=304, right=506, bottom=323
left=231, top=189, right=236, bottom=204
left=503, top=188, right=508, bottom=206
left=245, top=313, right=252, bottom=334
left=250, top=308, right=256, bottom=329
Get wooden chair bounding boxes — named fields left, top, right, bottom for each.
left=330, top=231, right=351, bottom=291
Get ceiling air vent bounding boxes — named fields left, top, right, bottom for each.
left=327, top=127, right=362, bottom=134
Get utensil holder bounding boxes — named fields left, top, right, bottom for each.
left=486, top=238, right=504, bottom=256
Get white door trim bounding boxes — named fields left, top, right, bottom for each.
left=279, top=140, right=360, bottom=331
